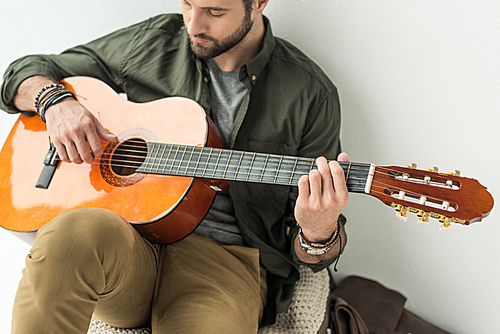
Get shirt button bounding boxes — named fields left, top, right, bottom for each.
left=251, top=74, right=256, bottom=81
left=204, top=77, right=209, bottom=83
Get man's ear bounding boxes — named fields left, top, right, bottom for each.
left=253, top=0, right=270, bottom=14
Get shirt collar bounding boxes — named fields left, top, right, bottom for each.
left=239, top=16, right=275, bottom=85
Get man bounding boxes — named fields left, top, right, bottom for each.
left=0, top=0, right=349, bottom=333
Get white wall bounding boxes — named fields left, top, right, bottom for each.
left=1, top=0, right=498, bottom=333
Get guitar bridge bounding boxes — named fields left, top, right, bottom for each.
left=36, top=143, right=60, bottom=189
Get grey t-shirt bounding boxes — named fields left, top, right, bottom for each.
left=192, top=59, right=247, bottom=246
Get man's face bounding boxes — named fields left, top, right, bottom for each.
left=182, top=0, right=254, bottom=59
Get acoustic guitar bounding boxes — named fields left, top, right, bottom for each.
left=0, top=77, right=494, bottom=244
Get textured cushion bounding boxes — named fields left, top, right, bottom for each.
left=87, top=266, right=330, bottom=334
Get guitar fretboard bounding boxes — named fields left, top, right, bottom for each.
left=136, top=143, right=372, bottom=193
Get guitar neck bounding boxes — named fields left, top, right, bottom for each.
left=135, top=142, right=374, bottom=194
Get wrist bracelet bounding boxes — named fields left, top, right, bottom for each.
left=36, top=87, right=66, bottom=113
left=297, top=222, right=341, bottom=255
left=34, top=84, right=65, bottom=113
left=38, top=90, right=76, bottom=122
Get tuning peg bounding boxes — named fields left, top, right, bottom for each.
left=416, top=210, right=430, bottom=225
left=426, top=166, right=439, bottom=173
left=405, top=163, right=417, bottom=169
left=448, top=170, right=461, bottom=176
left=439, top=220, right=451, bottom=232
left=395, top=204, right=408, bottom=222
left=438, top=216, right=451, bottom=232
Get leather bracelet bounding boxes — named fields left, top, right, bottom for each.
left=38, top=90, right=76, bottom=122
left=36, top=87, right=66, bottom=112
left=34, top=84, right=65, bottom=113
left=297, top=222, right=341, bottom=255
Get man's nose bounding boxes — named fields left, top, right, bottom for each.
left=186, top=10, right=208, bottom=36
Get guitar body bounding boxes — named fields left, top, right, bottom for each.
left=0, top=77, right=226, bottom=244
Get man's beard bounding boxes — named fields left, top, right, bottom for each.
left=188, top=13, right=254, bottom=59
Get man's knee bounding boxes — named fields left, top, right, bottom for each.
left=35, top=208, right=134, bottom=255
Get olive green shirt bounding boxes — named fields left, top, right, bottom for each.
left=0, top=14, right=345, bottom=325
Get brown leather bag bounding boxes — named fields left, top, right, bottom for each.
left=328, top=276, right=451, bottom=334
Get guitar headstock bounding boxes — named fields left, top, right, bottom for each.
left=368, top=163, right=494, bottom=230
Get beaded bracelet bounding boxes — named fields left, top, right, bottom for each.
left=38, top=90, right=76, bottom=122
left=34, top=84, right=65, bottom=113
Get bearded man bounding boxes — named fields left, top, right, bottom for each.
left=0, top=1, right=349, bottom=333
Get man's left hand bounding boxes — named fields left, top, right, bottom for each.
left=295, top=153, right=350, bottom=243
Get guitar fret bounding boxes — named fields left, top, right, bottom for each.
left=233, top=151, right=251, bottom=182
left=192, top=146, right=203, bottom=177
left=222, top=150, right=233, bottom=179
left=183, top=146, right=196, bottom=175
left=234, top=151, right=244, bottom=180
left=289, top=157, right=299, bottom=185
left=150, top=143, right=161, bottom=173
left=202, top=148, right=213, bottom=177
left=287, top=156, right=301, bottom=185
left=143, top=143, right=156, bottom=172
left=212, top=149, right=223, bottom=178
left=168, top=145, right=180, bottom=174
left=216, top=149, right=232, bottom=179
left=161, top=144, right=174, bottom=174
left=274, top=156, right=283, bottom=184
left=289, top=157, right=312, bottom=185
left=259, top=155, right=270, bottom=182
left=156, top=144, right=168, bottom=173
left=176, top=146, right=188, bottom=175
left=345, top=162, right=352, bottom=182
left=246, top=153, right=257, bottom=181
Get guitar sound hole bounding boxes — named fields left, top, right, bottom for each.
left=110, top=138, right=148, bottom=176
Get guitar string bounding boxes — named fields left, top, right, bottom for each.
left=92, top=142, right=374, bottom=175
left=96, top=140, right=451, bottom=178
left=59, top=157, right=450, bottom=205
left=93, top=140, right=405, bottom=172
left=99, top=154, right=374, bottom=175
left=95, top=153, right=374, bottom=182
left=105, top=153, right=425, bottom=191
left=366, top=167, right=458, bottom=212
left=102, top=153, right=432, bottom=189
left=93, top=158, right=373, bottom=187
left=94, top=153, right=449, bottom=207
left=54, top=143, right=458, bottom=217
left=94, top=142, right=375, bottom=172
left=68, top=141, right=457, bottom=195
left=91, top=147, right=447, bottom=192
left=88, top=158, right=371, bottom=189
left=366, top=184, right=455, bottom=214
left=96, top=144, right=446, bottom=190
left=67, top=152, right=452, bottom=211
left=91, top=157, right=440, bottom=202
left=96, top=140, right=442, bottom=181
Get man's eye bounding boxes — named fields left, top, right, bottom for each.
left=208, top=10, right=224, bottom=17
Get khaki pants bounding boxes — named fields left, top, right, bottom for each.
left=12, top=208, right=267, bottom=334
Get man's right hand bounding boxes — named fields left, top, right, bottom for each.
left=13, top=76, right=118, bottom=164
left=44, top=98, right=118, bottom=164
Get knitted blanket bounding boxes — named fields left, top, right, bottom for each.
left=87, top=266, right=330, bottom=334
